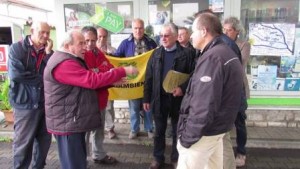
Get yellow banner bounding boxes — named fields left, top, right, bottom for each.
left=106, top=50, right=154, bottom=100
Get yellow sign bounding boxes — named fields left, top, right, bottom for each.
left=106, top=50, right=154, bottom=100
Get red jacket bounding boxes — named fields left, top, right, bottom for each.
left=84, top=48, right=114, bottom=109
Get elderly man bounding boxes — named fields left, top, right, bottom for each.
left=143, top=23, right=195, bottom=169
left=8, top=21, right=53, bottom=169
left=177, top=27, right=193, bottom=49
left=96, top=27, right=117, bottom=139
left=81, top=26, right=117, bottom=164
left=43, top=30, right=138, bottom=169
left=97, top=27, right=116, bottom=55
left=176, top=13, right=243, bottom=169
left=114, top=18, right=157, bottom=139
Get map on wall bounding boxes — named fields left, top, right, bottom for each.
left=249, top=23, right=295, bottom=56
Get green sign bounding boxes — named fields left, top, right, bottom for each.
left=90, top=5, right=124, bottom=33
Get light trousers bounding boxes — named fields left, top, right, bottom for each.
left=177, top=133, right=225, bottom=169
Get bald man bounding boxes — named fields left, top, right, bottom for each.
left=8, top=22, right=53, bottom=169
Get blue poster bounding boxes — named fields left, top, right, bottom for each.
left=284, top=78, right=300, bottom=91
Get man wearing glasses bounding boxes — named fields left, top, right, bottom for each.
left=143, top=23, right=195, bottom=169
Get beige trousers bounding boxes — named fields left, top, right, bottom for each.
left=177, top=133, right=225, bottom=169
left=223, top=131, right=236, bottom=169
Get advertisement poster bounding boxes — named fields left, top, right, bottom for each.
left=257, top=65, right=277, bottom=90
left=284, top=78, right=300, bottom=91
left=249, top=23, right=295, bottom=56
left=64, top=3, right=132, bottom=33
left=0, top=45, right=9, bottom=72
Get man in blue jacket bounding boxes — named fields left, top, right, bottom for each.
left=8, top=22, right=53, bottom=169
left=114, top=18, right=157, bottom=139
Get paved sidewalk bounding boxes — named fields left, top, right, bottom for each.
left=1, top=142, right=300, bottom=169
left=2, top=122, right=300, bottom=149
left=1, top=122, right=300, bottom=169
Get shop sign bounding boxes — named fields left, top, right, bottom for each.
left=90, top=5, right=124, bottom=33
left=0, top=45, right=8, bottom=72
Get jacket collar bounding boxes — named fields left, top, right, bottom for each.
left=127, top=33, right=152, bottom=43
left=200, top=35, right=223, bottom=56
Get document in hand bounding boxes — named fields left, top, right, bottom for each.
left=162, top=70, right=190, bottom=93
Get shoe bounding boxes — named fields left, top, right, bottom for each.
left=148, top=131, right=154, bottom=139
left=108, top=129, right=116, bottom=139
left=93, top=155, right=117, bottom=164
left=235, top=154, right=246, bottom=167
left=129, top=132, right=137, bottom=139
left=149, top=160, right=162, bottom=169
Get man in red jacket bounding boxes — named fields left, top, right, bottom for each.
left=81, top=26, right=117, bottom=164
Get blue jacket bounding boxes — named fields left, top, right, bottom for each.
left=114, top=34, right=157, bottom=57
left=8, top=35, right=53, bottom=109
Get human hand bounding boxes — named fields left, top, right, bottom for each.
left=45, top=39, right=53, bottom=54
left=123, top=66, right=139, bottom=78
left=172, top=87, right=183, bottom=97
left=143, top=103, right=150, bottom=112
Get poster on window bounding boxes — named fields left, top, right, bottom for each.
left=280, top=56, right=296, bottom=73
left=249, top=23, right=295, bottom=56
left=257, top=65, right=277, bottom=90
left=64, top=3, right=132, bottom=33
left=172, top=3, right=198, bottom=26
left=284, top=78, right=300, bottom=91
left=209, top=0, right=224, bottom=13
left=0, top=45, right=8, bottom=72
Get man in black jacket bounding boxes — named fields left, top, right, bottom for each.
left=176, top=13, right=243, bottom=169
left=8, top=22, right=53, bottom=169
left=143, top=23, right=195, bottom=169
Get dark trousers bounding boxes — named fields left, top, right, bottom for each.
left=55, top=133, right=87, bottom=169
left=13, top=108, right=52, bottom=169
left=153, top=95, right=179, bottom=163
left=235, top=110, right=247, bottom=155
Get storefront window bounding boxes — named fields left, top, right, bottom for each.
left=240, top=0, right=300, bottom=92
left=147, top=0, right=224, bottom=36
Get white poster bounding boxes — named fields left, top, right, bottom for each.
left=249, top=23, right=295, bottom=56
left=173, top=3, right=198, bottom=26
left=257, top=65, right=277, bottom=90
left=110, top=34, right=130, bottom=49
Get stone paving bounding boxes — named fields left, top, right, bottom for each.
left=1, top=142, right=300, bottom=169
left=1, top=123, right=300, bottom=168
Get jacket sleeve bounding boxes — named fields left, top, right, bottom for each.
left=53, top=59, right=126, bottom=89
left=8, top=44, right=41, bottom=85
left=113, top=40, right=126, bottom=57
left=143, top=52, right=154, bottom=103
left=179, top=58, right=223, bottom=148
left=179, top=49, right=196, bottom=94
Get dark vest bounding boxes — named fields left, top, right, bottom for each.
left=44, top=51, right=100, bottom=134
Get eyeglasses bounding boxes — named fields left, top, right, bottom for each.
left=159, top=34, right=171, bottom=38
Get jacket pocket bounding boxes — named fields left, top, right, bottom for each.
left=11, top=82, right=31, bottom=105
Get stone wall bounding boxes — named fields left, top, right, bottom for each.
left=246, top=107, right=300, bottom=128
left=114, top=101, right=300, bottom=128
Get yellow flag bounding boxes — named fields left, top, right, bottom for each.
left=106, top=50, right=154, bottom=100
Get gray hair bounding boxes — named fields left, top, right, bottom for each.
left=30, top=21, right=49, bottom=32
left=223, top=16, right=245, bottom=35
left=178, top=26, right=191, bottom=35
left=60, top=30, right=77, bottom=48
left=161, top=22, right=178, bottom=36
left=132, top=18, right=144, bottom=27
